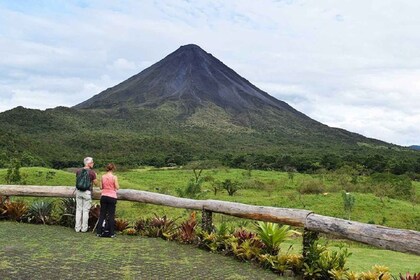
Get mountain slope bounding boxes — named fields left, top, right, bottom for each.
left=1, top=44, right=418, bottom=169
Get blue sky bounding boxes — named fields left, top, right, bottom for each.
left=0, top=0, right=419, bottom=146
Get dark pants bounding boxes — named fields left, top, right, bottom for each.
left=97, top=196, right=117, bottom=235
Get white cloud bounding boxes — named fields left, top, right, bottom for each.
left=0, top=0, right=419, bottom=145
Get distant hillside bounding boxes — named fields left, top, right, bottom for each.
left=410, top=145, right=420, bottom=151
left=0, top=44, right=419, bottom=170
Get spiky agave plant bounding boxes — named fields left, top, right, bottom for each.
left=27, top=201, right=53, bottom=224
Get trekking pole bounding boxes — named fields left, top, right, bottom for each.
left=92, top=219, right=99, bottom=233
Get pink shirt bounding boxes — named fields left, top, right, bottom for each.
left=101, top=174, right=117, bottom=199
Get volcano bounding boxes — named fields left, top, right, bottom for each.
left=0, top=44, right=400, bottom=167
left=75, top=44, right=304, bottom=116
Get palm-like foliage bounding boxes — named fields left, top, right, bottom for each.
left=255, top=222, right=296, bottom=255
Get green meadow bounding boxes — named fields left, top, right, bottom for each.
left=1, top=166, right=419, bottom=273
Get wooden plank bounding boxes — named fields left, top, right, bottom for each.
left=1, top=185, right=419, bottom=255
left=0, top=185, right=311, bottom=226
left=306, top=214, right=420, bottom=255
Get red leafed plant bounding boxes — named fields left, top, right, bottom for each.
left=114, top=218, right=130, bottom=232
left=399, top=273, right=420, bottom=280
left=3, top=200, right=28, bottom=221
left=233, top=228, right=257, bottom=244
left=179, top=212, right=197, bottom=243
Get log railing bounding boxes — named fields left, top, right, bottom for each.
left=1, top=185, right=419, bottom=256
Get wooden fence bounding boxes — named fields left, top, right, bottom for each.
left=0, top=185, right=419, bottom=256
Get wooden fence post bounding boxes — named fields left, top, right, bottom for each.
left=302, top=228, right=319, bottom=259
left=202, top=208, right=213, bottom=233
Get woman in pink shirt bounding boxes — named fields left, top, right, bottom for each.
left=96, top=163, right=120, bottom=237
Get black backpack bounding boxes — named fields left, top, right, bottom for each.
left=76, top=169, right=91, bottom=191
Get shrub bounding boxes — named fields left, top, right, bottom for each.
left=263, top=253, right=303, bottom=275
left=176, top=178, right=204, bottom=199
left=143, top=214, right=178, bottom=240
left=221, top=179, right=240, bottom=196
left=122, top=228, right=138, bottom=236
left=3, top=200, right=28, bottom=221
left=297, top=179, right=325, bottom=195
left=230, top=238, right=264, bottom=261
left=134, top=218, right=149, bottom=232
left=58, top=198, right=76, bottom=228
left=233, top=228, right=257, bottom=243
left=5, top=159, right=23, bottom=184
left=27, top=201, right=54, bottom=224
left=342, top=191, right=356, bottom=220
left=197, top=226, right=232, bottom=253
left=114, top=218, right=130, bottom=232
left=398, top=272, right=420, bottom=280
left=179, top=212, right=197, bottom=244
left=255, top=222, right=297, bottom=255
left=302, top=242, right=351, bottom=280
left=355, top=265, right=391, bottom=280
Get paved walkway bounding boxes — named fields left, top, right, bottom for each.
left=0, top=222, right=287, bottom=279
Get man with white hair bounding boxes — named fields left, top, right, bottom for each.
left=75, top=157, right=98, bottom=232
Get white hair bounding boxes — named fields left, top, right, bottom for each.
left=83, top=157, right=93, bottom=165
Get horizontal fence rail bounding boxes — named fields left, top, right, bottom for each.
left=1, top=185, right=419, bottom=256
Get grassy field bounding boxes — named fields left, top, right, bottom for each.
left=1, top=167, right=419, bottom=274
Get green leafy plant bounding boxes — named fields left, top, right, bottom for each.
left=302, top=242, right=352, bottom=280
left=342, top=191, right=356, bottom=220
left=297, top=179, right=325, bottom=195
left=197, top=227, right=232, bottom=253
left=176, top=178, right=204, bottom=199
left=5, top=159, right=23, bottom=184
left=221, top=179, right=240, bottom=196
left=255, top=222, right=296, bottom=255
left=27, top=201, right=53, bottom=224
left=230, top=237, right=264, bottom=261
left=58, top=198, right=76, bottom=228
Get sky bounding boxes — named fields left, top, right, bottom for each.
left=0, top=0, right=419, bottom=146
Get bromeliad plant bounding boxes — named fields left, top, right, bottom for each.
left=230, top=237, right=265, bottom=261
left=27, top=201, right=53, bottom=225
left=114, top=218, right=130, bottom=232
left=58, top=198, right=76, bottom=228
left=143, top=214, right=178, bottom=240
left=178, top=212, right=197, bottom=244
left=302, top=242, right=352, bottom=280
left=255, top=222, right=297, bottom=255
left=3, top=200, right=28, bottom=221
left=398, top=272, right=420, bottom=280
